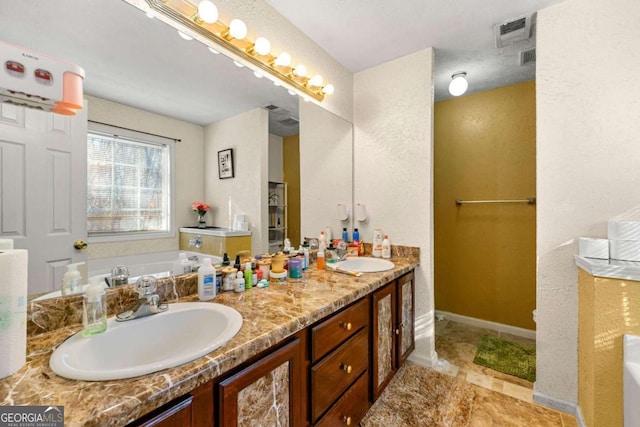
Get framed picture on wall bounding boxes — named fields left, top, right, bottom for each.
left=218, top=148, right=234, bottom=179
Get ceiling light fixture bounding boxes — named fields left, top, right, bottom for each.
left=448, top=72, right=468, bottom=96
left=142, top=0, right=333, bottom=101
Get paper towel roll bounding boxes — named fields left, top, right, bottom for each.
left=0, top=239, right=13, bottom=250
left=0, top=249, right=28, bottom=379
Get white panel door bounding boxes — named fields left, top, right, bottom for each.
left=0, top=103, right=87, bottom=295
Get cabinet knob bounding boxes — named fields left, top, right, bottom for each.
left=401, top=321, right=407, bottom=328
left=73, top=240, right=88, bottom=250
left=342, top=416, right=352, bottom=425
left=340, top=363, right=352, bottom=374
left=395, top=328, right=400, bottom=335
left=340, top=321, right=352, bottom=331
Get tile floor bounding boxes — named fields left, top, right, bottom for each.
left=435, top=318, right=579, bottom=426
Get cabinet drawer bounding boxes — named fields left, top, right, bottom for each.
left=311, top=328, right=369, bottom=421
left=311, top=298, right=369, bottom=362
left=315, top=371, right=369, bottom=427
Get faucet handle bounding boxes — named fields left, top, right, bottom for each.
left=135, top=276, right=157, bottom=298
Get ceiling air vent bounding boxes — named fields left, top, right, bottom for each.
left=494, top=14, right=534, bottom=48
left=520, top=47, right=536, bottom=65
left=279, top=117, right=299, bottom=126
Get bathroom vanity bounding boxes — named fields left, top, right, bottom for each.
left=1, top=248, right=419, bottom=427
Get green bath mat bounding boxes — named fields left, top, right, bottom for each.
left=473, top=334, right=536, bottom=382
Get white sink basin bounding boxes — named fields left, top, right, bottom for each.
left=50, top=302, right=242, bottom=381
left=333, top=257, right=395, bottom=273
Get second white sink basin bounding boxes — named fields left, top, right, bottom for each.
left=334, top=257, right=395, bottom=273
left=50, top=302, right=242, bottom=381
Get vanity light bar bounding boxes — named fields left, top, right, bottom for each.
left=143, top=0, right=333, bottom=101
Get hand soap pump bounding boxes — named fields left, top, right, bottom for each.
left=62, top=263, right=83, bottom=296
left=83, top=277, right=107, bottom=337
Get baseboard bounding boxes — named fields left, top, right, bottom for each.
left=435, top=310, right=536, bottom=340
left=533, top=391, right=586, bottom=427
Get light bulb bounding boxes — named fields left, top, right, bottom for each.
left=448, top=73, right=468, bottom=96
left=293, top=64, right=307, bottom=77
left=228, top=19, right=247, bottom=39
left=274, top=52, right=291, bottom=67
left=308, top=75, right=323, bottom=87
left=253, top=37, right=271, bottom=56
left=197, top=0, right=218, bottom=24
left=322, top=84, right=335, bottom=95
left=178, top=31, right=193, bottom=40
left=208, top=47, right=220, bottom=54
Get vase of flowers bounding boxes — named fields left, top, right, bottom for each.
left=192, top=201, right=211, bottom=229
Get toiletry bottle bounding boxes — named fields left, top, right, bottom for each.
left=342, top=227, right=349, bottom=244
left=302, top=244, right=310, bottom=270
left=83, top=278, right=107, bottom=336
left=382, top=235, right=391, bottom=259
left=317, top=251, right=325, bottom=270
left=198, top=257, right=216, bottom=301
left=62, top=263, right=83, bottom=296
left=372, top=227, right=384, bottom=257
left=319, top=231, right=327, bottom=252
left=244, top=262, right=253, bottom=289
left=173, top=252, right=191, bottom=275
left=234, top=271, right=245, bottom=293
left=222, top=252, right=230, bottom=266
left=353, top=228, right=360, bottom=244
left=234, top=254, right=241, bottom=271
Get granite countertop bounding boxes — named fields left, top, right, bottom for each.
left=574, top=254, right=640, bottom=281
left=0, top=251, right=418, bottom=427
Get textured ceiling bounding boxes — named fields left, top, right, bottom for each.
left=266, top=0, right=566, bottom=100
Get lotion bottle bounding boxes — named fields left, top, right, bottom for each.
left=198, top=257, right=216, bottom=301
left=382, top=235, right=391, bottom=259
left=234, top=271, right=245, bottom=293
left=244, top=262, right=253, bottom=290
left=372, top=227, right=384, bottom=258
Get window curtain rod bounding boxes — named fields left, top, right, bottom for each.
left=88, top=120, right=182, bottom=142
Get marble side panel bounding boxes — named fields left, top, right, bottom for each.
left=400, top=281, right=413, bottom=355
left=1, top=248, right=420, bottom=426
left=377, top=294, right=393, bottom=387
left=238, top=361, right=289, bottom=427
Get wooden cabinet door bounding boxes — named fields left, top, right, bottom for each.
left=129, top=381, right=213, bottom=427
left=218, top=337, right=303, bottom=427
left=397, top=271, right=415, bottom=366
left=371, top=282, right=396, bottom=400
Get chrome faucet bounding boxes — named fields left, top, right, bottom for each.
left=189, top=235, right=202, bottom=249
left=336, top=240, right=349, bottom=261
left=116, top=276, right=168, bottom=322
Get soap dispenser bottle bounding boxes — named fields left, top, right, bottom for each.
left=62, top=263, right=83, bottom=296
left=382, top=235, right=391, bottom=259
left=83, top=277, right=107, bottom=336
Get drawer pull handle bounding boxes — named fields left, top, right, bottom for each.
left=342, top=416, right=352, bottom=425
left=340, top=321, right=353, bottom=331
left=340, top=363, right=352, bottom=374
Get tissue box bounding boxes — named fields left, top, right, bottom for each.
left=578, top=238, right=609, bottom=259
left=610, top=240, right=640, bottom=261
left=608, top=220, right=640, bottom=241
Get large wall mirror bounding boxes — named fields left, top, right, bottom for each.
left=0, top=0, right=353, bottom=299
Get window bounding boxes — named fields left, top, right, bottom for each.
left=87, top=123, right=174, bottom=241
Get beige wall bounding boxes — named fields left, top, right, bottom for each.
left=283, top=135, right=301, bottom=248
left=434, top=81, right=536, bottom=330
left=204, top=108, right=269, bottom=255
left=354, top=48, right=436, bottom=366
left=578, top=269, right=640, bottom=427
left=85, top=95, right=204, bottom=260
left=536, top=0, right=640, bottom=407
